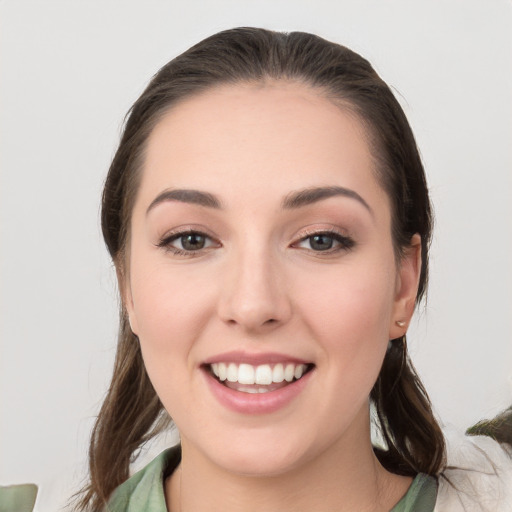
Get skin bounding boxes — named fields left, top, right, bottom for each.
left=124, top=81, right=421, bottom=511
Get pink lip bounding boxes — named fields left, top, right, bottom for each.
left=203, top=350, right=310, bottom=366
left=202, top=365, right=314, bottom=415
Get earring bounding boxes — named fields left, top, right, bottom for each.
left=395, top=320, right=406, bottom=327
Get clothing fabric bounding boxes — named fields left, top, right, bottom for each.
left=106, top=446, right=438, bottom=512
left=107, top=448, right=180, bottom=512
left=0, top=484, right=38, bottom=512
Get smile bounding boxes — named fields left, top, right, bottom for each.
left=208, top=362, right=312, bottom=394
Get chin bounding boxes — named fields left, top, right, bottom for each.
left=202, top=432, right=312, bottom=478
left=218, top=453, right=304, bottom=478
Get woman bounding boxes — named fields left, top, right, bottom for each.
left=75, top=27, right=505, bottom=511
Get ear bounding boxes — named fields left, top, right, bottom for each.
left=115, top=261, right=139, bottom=335
left=389, top=234, right=422, bottom=339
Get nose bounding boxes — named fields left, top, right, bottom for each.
left=217, top=244, right=292, bottom=333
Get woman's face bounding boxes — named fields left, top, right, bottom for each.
left=125, top=81, right=419, bottom=476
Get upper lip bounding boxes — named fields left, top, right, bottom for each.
left=203, top=350, right=312, bottom=366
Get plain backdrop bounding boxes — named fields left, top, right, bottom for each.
left=1, top=1, right=511, bottom=510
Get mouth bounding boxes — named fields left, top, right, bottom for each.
left=205, top=362, right=315, bottom=394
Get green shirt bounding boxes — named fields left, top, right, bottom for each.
left=0, top=484, right=38, bottom=512
left=108, top=447, right=438, bottom=511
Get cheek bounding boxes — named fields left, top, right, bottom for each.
left=297, top=258, right=395, bottom=331
left=128, top=253, right=217, bottom=376
left=130, top=247, right=208, bottom=327
left=294, top=257, right=396, bottom=379
left=128, top=262, right=217, bottom=423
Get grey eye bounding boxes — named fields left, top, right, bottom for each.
left=159, top=230, right=217, bottom=253
left=295, top=232, right=355, bottom=252
left=308, top=234, right=334, bottom=251
left=180, top=233, right=207, bottom=251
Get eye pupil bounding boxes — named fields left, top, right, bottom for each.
left=310, top=234, right=334, bottom=251
left=181, top=233, right=205, bottom=250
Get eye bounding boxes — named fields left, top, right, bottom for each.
left=294, top=231, right=355, bottom=252
left=176, top=232, right=209, bottom=251
left=158, top=230, right=218, bottom=255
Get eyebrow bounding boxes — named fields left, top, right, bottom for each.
left=146, top=189, right=222, bottom=214
left=146, top=185, right=372, bottom=215
left=282, top=186, right=373, bottom=215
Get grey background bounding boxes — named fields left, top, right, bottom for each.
left=1, top=1, right=511, bottom=509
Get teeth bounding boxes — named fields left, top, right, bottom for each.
left=272, top=363, right=284, bottom=383
left=255, top=364, right=273, bottom=385
left=238, top=386, right=271, bottom=394
left=238, top=364, right=255, bottom=385
left=294, top=364, right=305, bottom=380
left=218, top=362, right=227, bottom=381
left=227, top=363, right=238, bottom=382
left=210, top=362, right=308, bottom=385
left=284, top=363, right=295, bottom=382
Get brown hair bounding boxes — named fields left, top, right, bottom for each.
left=466, top=406, right=512, bottom=446
left=77, top=27, right=445, bottom=510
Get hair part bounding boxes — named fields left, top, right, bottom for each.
left=77, top=27, right=445, bottom=511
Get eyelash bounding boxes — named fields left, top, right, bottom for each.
left=157, top=229, right=355, bottom=256
left=157, top=229, right=219, bottom=257
left=293, top=229, right=355, bottom=254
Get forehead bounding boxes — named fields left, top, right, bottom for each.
left=138, top=81, right=387, bottom=213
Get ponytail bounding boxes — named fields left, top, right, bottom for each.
left=75, top=317, right=168, bottom=511
left=371, top=336, right=446, bottom=476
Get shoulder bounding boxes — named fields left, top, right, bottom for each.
left=107, top=446, right=181, bottom=512
left=435, top=427, right=512, bottom=512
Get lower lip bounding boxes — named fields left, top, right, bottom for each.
left=203, top=368, right=314, bottom=415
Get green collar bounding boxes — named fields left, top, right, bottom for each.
left=108, top=447, right=437, bottom=512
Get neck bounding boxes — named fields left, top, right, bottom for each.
left=165, top=414, right=412, bottom=512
